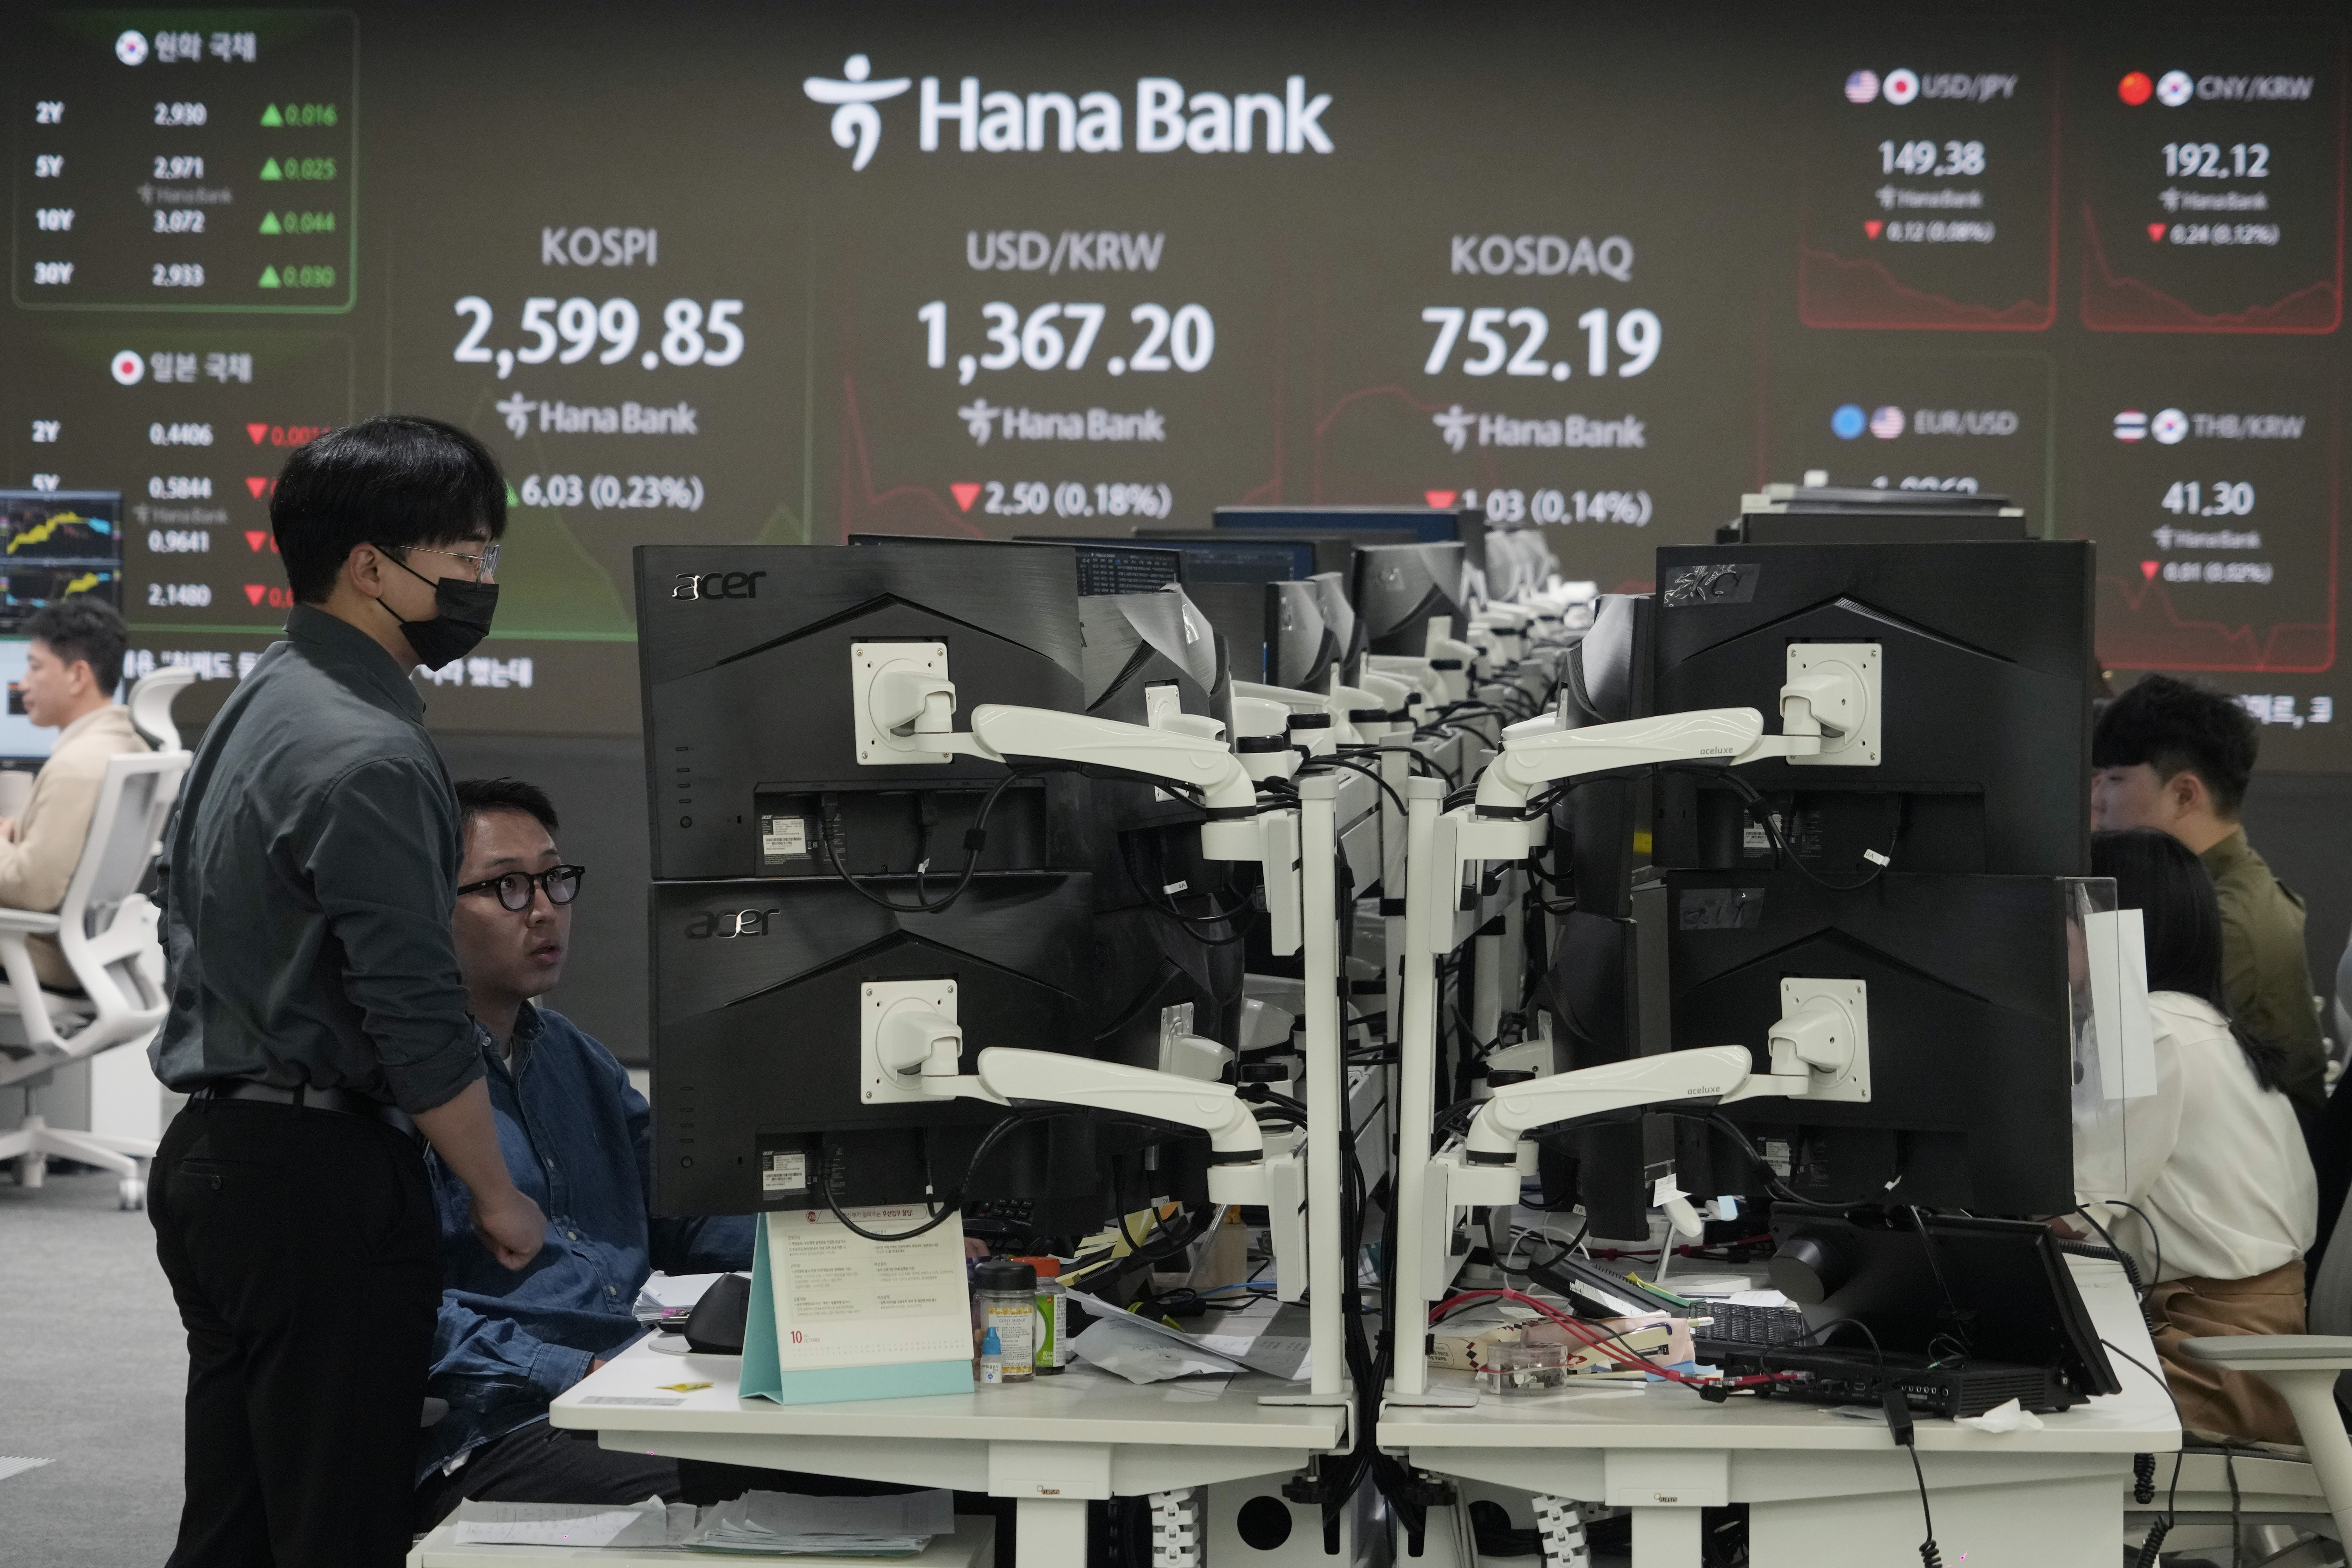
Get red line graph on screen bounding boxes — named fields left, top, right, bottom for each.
left=2079, top=210, right=2343, bottom=334
left=1796, top=59, right=2060, bottom=331
left=832, top=373, right=982, bottom=542
left=2097, top=572, right=2334, bottom=672
left=2078, top=75, right=2344, bottom=334
left=2096, top=440, right=2337, bottom=673
left=1797, top=245, right=2058, bottom=330
left=1314, top=384, right=1442, bottom=500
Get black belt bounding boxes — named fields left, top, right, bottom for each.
left=191, top=1080, right=423, bottom=1147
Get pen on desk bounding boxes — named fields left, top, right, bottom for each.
left=657, top=1382, right=714, bottom=1392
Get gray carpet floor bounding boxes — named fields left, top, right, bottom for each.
left=0, top=1167, right=186, bottom=1567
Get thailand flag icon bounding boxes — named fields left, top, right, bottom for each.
left=2114, top=411, right=2148, bottom=442
left=1845, top=70, right=1880, bottom=104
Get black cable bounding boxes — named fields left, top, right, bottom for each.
left=817, top=769, right=1030, bottom=916
left=1361, top=744, right=1449, bottom=783
left=1295, top=754, right=1409, bottom=818
left=2101, top=1339, right=2185, bottom=1568
left=1660, top=763, right=1900, bottom=893
left=822, top=1108, right=1060, bottom=1241
left=1116, top=834, right=1258, bottom=947
left=2103, top=1199, right=2166, bottom=1297
left=1656, top=1109, right=1890, bottom=1207
left=1907, top=1446, right=1943, bottom=1568
left=2072, top=1205, right=2157, bottom=1306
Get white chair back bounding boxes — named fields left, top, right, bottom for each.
left=0, top=749, right=191, bottom=1084
left=126, top=665, right=197, bottom=753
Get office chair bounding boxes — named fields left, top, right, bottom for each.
left=125, top=663, right=196, bottom=754
left=2118, top=1199, right=2352, bottom=1566
left=0, top=674, right=194, bottom=1209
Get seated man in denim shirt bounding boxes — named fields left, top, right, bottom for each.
left=414, top=777, right=754, bottom=1530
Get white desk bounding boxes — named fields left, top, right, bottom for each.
left=552, top=1337, right=1349, bottom=1568
left=408, top=1516, right=995, bottom=1567
left=1380, top=1256, right=2179, bottom=1567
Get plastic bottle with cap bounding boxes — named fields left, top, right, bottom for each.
left=978, top=1328, right=1003, bottom=1386
left=972, top=1258, right=1037, bottom=1382
left=1016, top=1256, right=1066, bottom=1374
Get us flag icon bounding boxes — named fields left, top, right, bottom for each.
left=2114, top=411, right=2148, bottom=442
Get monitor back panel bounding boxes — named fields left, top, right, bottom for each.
left=1651, top=540, right=2092, bottom=878
left=636, top=545, right=1084, bottom=880
left=649, top=874, right=1094, bottom=1214
left=1667, top=870, right=2074, bottom=1214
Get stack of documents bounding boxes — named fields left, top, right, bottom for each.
left=686, top=1489, right=955, bottom=1554
left=1064, top=1290, right=1312, bottom=1385
left=449, top=1496, right=680, bottom=1547
left=634, top=1271, right=729, bottom=1324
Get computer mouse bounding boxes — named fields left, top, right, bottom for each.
left=682, top=1272, right=751, bottom=1355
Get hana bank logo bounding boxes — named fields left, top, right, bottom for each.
left=803, top=54, right=913, bottom=171
left=803, top=53, right=1336, bottom=172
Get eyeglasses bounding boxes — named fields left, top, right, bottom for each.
left=397, top=543, right=501, bottom=582
left=457, top=865, right=586, bottom=912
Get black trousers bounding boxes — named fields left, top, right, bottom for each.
left=412, top=1420, right=928, bottom=1535
left=412, top=1425, right=681, bottom=1534
left=150, top=1099, right=440, bottom=1568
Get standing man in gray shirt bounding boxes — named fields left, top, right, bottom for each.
left=148, top=415, right=546, bottom=1568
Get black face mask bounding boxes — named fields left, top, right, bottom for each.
left=380, top=549, right=499, bottom=669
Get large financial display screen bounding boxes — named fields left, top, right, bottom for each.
left=5, top=5, right=2346, bottom=762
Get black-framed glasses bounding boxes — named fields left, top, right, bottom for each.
left=457, top=865, right=586, bottom=912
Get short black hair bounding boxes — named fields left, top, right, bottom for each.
left=2091, top=672, right=2259, bottom=817
left=454, top=776, right=559, bottom=836
left=27, top=596, right=127, bottom=697
left=271, top=415, right=507, bottom=603
left=2091, top=827, right=2287, bottom=1092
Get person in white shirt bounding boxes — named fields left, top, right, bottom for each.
left=2074, top=826, right=2318, bottom=1446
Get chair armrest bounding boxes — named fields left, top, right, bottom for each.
left=2180, top=1334, right=2352, bottom=1373
left=0, top=908, right=62, bottom=935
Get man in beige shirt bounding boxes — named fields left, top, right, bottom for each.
left=0, top=597, right=148, bottom=988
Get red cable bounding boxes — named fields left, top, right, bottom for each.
left=1429, top=1288, right=1791, bottom=1389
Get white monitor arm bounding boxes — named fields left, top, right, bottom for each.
left=872, top=999, right=1277, bottom=1206
left=854, top=643, right=1262, bottom=820
left=1438, top=1044, right=1813, bottom=1215
left=1450, top=650, right=1876, bottom=858
left=1474, top=707, right=1816, bottom=817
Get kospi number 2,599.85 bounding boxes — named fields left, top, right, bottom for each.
left=452, top=297, right=744, bottom=380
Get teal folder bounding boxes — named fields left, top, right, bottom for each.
left=737, top=1221, right=976, bottom=1406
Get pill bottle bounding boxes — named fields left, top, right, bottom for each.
left=1016, top=1256, right=1067, bottom=1374
left=973, top=1258, right=1038, bottom=1382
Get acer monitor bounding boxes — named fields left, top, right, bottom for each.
left=1543, top=539, right=2096, bottom=1220
left=1352, top=541, right=1467, bottom=656
left=639, top=541, right=1227, bottom=1231
left=1649, top=538, right=2092, bottom=879
left=1212, top=504, right=1461, bottom=546
left=853, top=532, right=1183, bottom=596
left=1134, top=527, right=1416, bottom=580
left=1030, top=535, right=1314, bottom=683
